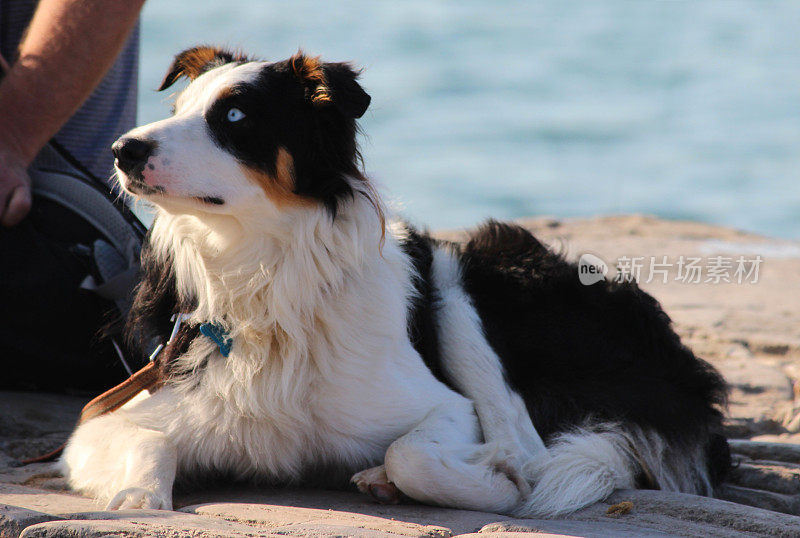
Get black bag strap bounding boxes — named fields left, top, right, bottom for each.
left=31, top=141, right=146, bottom=250
left=30, top=142, right=146, bottom=315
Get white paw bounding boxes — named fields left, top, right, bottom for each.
left=351, top=465, right=401, bottom=504
left=106, top=487, right=172, bottom=510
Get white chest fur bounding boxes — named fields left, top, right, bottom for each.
left=127, top=201, right=461, bottom=481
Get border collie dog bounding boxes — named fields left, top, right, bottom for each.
left=60, top=46, right=729, bottom=516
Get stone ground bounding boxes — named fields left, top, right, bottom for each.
left=2, top=215, right=800, bottom=537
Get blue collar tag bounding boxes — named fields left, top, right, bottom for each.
left=199, top=322, right=232, bottom=357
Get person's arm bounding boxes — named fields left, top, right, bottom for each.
left=0, top=0, right=145, bottom=227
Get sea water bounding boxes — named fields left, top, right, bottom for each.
left=138, top=0, right=800, bottom=239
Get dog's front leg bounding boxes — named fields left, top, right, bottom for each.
left=59, top=411, right=176, bottom=510
left=356, top=399, right=532, bottom=514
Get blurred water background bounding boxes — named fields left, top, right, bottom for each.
left=138, top=1, right=800, bottom=238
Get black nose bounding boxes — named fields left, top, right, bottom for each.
left=112, top=137, right=155, bottom=174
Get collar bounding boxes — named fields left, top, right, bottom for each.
left=149, top=314, right=232, bottom=360
left=199, top=322, right=233, bottom=357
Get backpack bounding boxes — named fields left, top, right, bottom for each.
left=0, top=141, right=146, bottom=392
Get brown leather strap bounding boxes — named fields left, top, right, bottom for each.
left=78, top=361, right=160, bottom=423
left=20, top=362, right=160, bottom=465
left=19, top=444, right=68, bottom=465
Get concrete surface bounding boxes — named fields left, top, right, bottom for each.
left=2, top=215, right=800, bottom=537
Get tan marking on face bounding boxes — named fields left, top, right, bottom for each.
left=215, top=85, right=236, bottom=102
left=289, top=51, right=332, bottom=106
left=242, top=147, right=315, bottom=208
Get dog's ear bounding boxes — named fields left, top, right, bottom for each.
left=289, top=52, right=371, bottom=119
left=158, top=46, right=248, bottom=91
left=323, top=62, right=371, bottom=118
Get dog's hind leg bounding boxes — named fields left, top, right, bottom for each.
left=59, top=410, right=176, bottom=510
left=431, top=246, right=549, bottom=468
left=376, top=398, right=529, bottom=514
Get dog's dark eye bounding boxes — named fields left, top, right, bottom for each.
left=227, top=108, right=246, bottom=122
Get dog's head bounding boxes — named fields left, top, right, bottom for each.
left=112, top=46, right=371, bottom=217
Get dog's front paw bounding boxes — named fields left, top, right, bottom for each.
left=351, top=465, right=402, bottom=504
left=106, top=487, right=172, bottom=510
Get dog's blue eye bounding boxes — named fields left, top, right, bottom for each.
left=227, top=108, right=246, bottom=122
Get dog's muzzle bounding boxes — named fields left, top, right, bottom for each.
left=112, top=137, right=156, bottom=176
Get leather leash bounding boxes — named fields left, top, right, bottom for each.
left=20, top=361, right=160, bottom=464
left=21, top=314, right=193, bottom=464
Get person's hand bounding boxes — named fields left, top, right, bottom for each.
left=0, top=53, right=33, bottom=227
left=0, top=147, right=33, bottom=227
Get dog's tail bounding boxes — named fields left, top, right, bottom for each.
left=513, top=423, right=721, bottom=518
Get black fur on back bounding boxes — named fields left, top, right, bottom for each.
left=455, top=220, right=730, bottom=484
left=125, top=227, right=198, bottom=379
